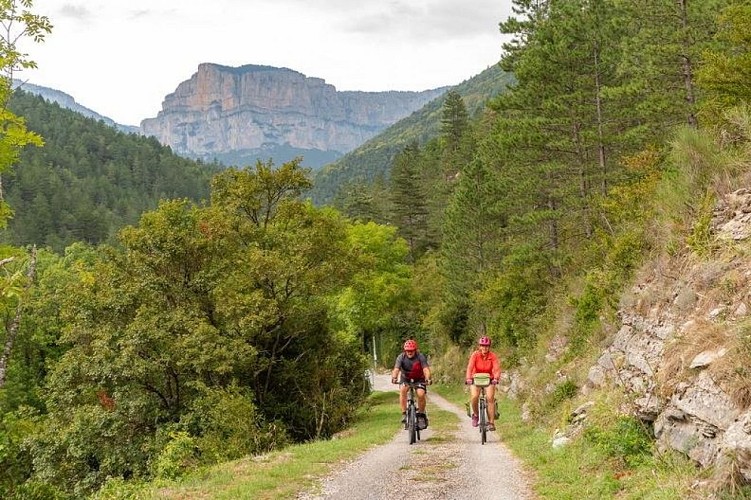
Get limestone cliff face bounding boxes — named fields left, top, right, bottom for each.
left=543, top=189, right=751, bottom=482
left=585, top=190, right=751, bottom=482
left=140, top=63, right=446, bottom=167
left=506, top=189, right=751, bottom=485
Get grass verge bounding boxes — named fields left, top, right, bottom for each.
left=432, top=383, right=705, bottom=499
left=95, top=391, right=457, bottom=499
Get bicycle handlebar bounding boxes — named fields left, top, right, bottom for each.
left=393, top=378, right=431, bottom=385
left=466, top=378, right=499, bottom=385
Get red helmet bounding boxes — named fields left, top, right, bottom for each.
left=403, top=339, right=418, bottom=351
left=478, top=336, right=491, bottom=346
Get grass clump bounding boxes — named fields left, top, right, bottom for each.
left=583, top=416, right=653, bottom=468
left=434, top=383, right=704, bottom=499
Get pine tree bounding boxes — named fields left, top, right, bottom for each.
left=696, top=3, right=751, bottom=123
left=441, top=90, right=470, bottom=168
left=493, top=0, right=633, bottom=256
left=389, top=142, right=431, bottom=261
left=614, top=0, right=731, bottom=130
left=439, top=90, right=476, bottom=186
left=441, top=155, right=505, bottom=300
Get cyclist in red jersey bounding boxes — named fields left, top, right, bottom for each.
left=465, top=336, right=501, bottom=431
left=391, top=339, right=432, bottom=428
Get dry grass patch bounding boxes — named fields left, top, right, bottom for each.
left=709, top=448, right=751, bottom=499
left=657, top=320, right=729, bottom=398
left=711, top=320, right=751, bottom=409
left=414, top=460, right=455, bottom=481
left=624, top=254, right=684, bottom=316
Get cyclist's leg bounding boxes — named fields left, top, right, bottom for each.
left=479, top=394, right=487, bottom=423
left=416, top=385, right=428, bottom=428
left=469, top=385, right=480, bottom=426
left=399, top=384, right=408, bottom=412
left=469, top=385, right=480, bottom=415
left=486, top=385, right=496, bottom=425
left=416, top=386, right=427, bottom=413
left=399, top=383, right=409, bottom=423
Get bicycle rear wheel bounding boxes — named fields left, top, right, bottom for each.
left=479, top=399, right=487, bottom=445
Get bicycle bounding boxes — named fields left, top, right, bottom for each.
left=470, top=374, right=497, bottom=445
left=403, top=380, right=423, bottom=445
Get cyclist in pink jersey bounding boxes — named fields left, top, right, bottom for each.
left=465, top=336, right=501, bottom=431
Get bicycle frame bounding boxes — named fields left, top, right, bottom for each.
left=472, top=374, right=493, bottom=445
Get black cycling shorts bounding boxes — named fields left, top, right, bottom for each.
left=400, top=380, right=427, bottom=391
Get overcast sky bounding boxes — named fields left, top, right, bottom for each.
left=16, top=0, right=513, bottom=126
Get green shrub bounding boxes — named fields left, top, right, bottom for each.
left=2, top=480, right=68, bottom=500
left=24, top=405, right=152, bottom=497
left=568, top=276, right=605, bottom=356
left=181, top=385, right=289, bottom=465
left=535, top=380, right=579, bottom=416
left=95, top=477, right=143, bottom=499
left=0, top=407, right=38, bottom=494
left=151, top=431, right=199, bottom=480
left=572, top=278, right=603, bottom=327
left=568, top=228, right=646, bottom=355
left=476, top=246, right=549, bottom=350
left=550, top=380, right=578, bottom=406
left=573, top=229, right=644, bottom=327
left=584, top=416, right=653, bottom=467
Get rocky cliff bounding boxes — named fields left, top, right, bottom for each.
left=140, top=63, right=447, bottom=169
left=519, top=189, right=751, bottom=485
left=583, top=190, right=751, bottom=483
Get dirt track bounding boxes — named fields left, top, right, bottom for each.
left=298, top=373, right=536, bottom=499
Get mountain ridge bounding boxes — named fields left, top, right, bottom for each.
left=11, top=79, right=139, bottom=134
left=140, top=63, right=449, bottom=170
left=12, top=64, right=454, bottom=172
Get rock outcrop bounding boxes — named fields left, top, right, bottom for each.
left=140, top=63, right=447, bottom=169
left=584, top=188, right=751, bottom=480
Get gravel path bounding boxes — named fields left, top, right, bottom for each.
left=298, top=373, right=537, bottom=500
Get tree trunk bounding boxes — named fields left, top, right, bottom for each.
left=593, top=42, right=608, bottom=194
left=678, top=0, right=698, bottom=128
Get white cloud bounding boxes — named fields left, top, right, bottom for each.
left=57, top=4, right=91, bottom=21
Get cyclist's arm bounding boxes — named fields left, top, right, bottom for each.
left=465, top=351, right=478, bottom=380
left=391, top=354, right=403, bottom=381
left=422, top=366, right=431, bottom=382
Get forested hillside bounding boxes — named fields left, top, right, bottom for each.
left=2, top=0, right=751, bottom=498
left=3, top=90, right=220, bottom=252
left=308, top=64, right=514, bottom=205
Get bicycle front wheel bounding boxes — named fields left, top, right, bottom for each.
left=479, top=399, right=487, bottom=445
left=408, top=406, right=417, bottom=445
